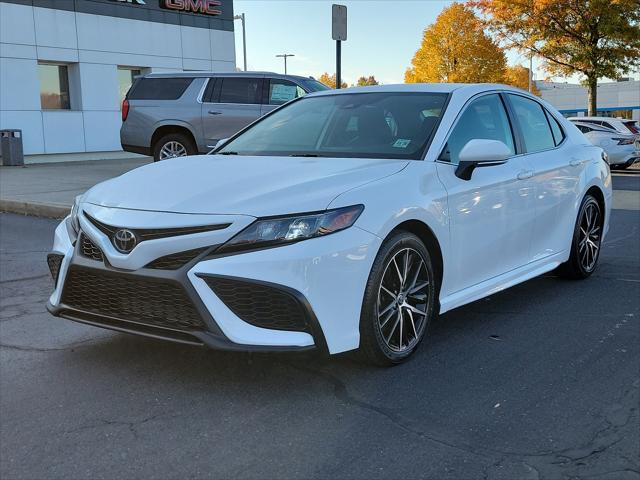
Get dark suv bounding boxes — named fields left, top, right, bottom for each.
left=121, top=72, right=329, bottom=161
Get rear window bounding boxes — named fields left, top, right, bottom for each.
left=219, top=77, right=262, bottom=104
left=128, top=77, right=193, bottom=100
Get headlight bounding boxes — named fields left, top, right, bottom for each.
left=217, top=205, right=364, bottom=254
left=66, top=196, right=82, bottom=238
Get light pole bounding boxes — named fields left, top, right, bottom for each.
left=234, top=13, right=247, bottom=71
left=276, top=54, right=295, bottom=75
left=528, top=52, right=533, bottom=93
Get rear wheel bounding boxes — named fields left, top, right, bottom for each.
left=558, top=194, right=603, bottom=279
left=359, top=232, right=437, bottom=366
left=153, top=132, right=197, bottom=161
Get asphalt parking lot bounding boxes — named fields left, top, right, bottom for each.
left=1, top=174, right=638, bottom=480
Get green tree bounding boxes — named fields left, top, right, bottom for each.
left=470, top=0, right=640, bottom=115
left=405, top=2, right=507, bottom=83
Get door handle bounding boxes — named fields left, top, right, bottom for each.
left=208, top=110, right=222, bottom=115
left=517, top=170, right=534, bottom=180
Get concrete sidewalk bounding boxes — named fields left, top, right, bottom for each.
left=0, top=157, right=151, bottom=218
left=0, top=157, right=638, bottom=219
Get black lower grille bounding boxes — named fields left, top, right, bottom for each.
left=80, top=234, right=104, bottom=262
left=47, top=253, right=64, bottom=285
left=61, top=266, right=205, bottom=331
left=145, top=247, right=208, bottom=270
left=202, top=276, right=309, bottom=332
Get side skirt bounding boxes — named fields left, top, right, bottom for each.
left=439, top=251, right=568, bottom=314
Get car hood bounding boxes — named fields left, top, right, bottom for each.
left=84, top=155, right=409, bottom=216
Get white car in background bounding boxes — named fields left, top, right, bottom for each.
left=47, top=84, right=612, bottom=366
left=571, top=121, right=639, bottom=169
left=568, top=116, right=640, bottom=137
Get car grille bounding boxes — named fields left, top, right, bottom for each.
left=85, top=213, right=230, bottom=243
left=61, top=266, right=205, bottom=331
left=145, top=247, right=208, bottom=270
left=202, top=276, right=309, bottom=332
left=47, top=253, right=64, bottom=285
left=80, top=234, right=104, bottom=262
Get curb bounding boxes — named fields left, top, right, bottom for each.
left=0, top=199, right=68, bottom=219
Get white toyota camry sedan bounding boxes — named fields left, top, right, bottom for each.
left=47, top=84, right=612, bottom=365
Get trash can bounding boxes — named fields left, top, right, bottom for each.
left=0, top=129, right=24, bottom=166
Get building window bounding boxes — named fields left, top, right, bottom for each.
left=38, top=63, right=71, bottom=110
left=118, top=67, right=142, bottom=105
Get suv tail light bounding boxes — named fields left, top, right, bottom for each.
left=121, top=99, right=130, bottom=122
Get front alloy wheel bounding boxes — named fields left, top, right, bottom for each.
left=359, top=232, right=437, bottom=365
left=377, top=248, right=430, bottom=353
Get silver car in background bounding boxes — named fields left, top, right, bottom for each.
left=120, top=72, right=329, bottom=161
left=572, top=121, right=639, bottom=169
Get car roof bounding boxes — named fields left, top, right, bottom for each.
left=567, top=116, right=622, bottom=122
left=144, top=71, right=316, bottom=82
left=572, top=121, right=616, bottom=132
left=307, top=83, right=528, bottom=96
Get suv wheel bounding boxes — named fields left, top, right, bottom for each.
left=153, top=133, right=196, bottom=161
left=359, top=232, right=438, bottom=366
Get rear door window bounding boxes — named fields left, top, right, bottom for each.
left=219, top=77, right=262, bottom=104
left=545, top=110, right=565, bottom=146
left=507, top=94, right=555, bottom=153
left=128, top=78, right=193, bottom=100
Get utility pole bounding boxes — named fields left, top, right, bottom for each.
left=234, top=13, right=247, bottom=71
left=528, top=52, right=533, bottom=93
left=275, top=54, right=295, bottom=75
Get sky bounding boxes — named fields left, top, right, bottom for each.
left=232, top=0, right=558, bottom=85
left=232, top=0, right=639, bottom=86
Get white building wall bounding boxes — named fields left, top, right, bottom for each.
left=537, top=79, right=640, bottom=121
left=0, top=2, right=236, bottom=155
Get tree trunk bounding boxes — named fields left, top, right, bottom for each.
left=587, top=76, right=598, bottom=116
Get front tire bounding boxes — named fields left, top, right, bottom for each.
left=359, top=232, right=437, bottom=366
left=153, top=132, right=197, bottom=161
left=558, top=194, right=603, bottom=279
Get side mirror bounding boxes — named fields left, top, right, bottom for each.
left=214, top=138, right=229, bottom=151
left=455, top=139, right=512, bottom=180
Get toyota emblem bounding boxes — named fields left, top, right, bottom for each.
left=113, top=229, right=137, bottom=253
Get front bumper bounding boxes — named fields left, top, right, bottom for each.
left=47, top=207, right=381, bottom=354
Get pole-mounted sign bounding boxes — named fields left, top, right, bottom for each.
left=332, top=4, right=347, bottom=89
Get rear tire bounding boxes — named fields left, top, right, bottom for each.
left=557, top=194, right=603, bottom=279
left=358, top=231, right=438, bottom=366
left=153, top=132, right=197, bottom=161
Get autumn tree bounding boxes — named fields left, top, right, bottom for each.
left=503, top=65, right=540, bottom=95
left=318, top=72, right=348, bottom=89
left=405, top=2, right=506, bottom=84
left=356, top=75, right=379, bottom=86
left=470, top=0, right=640, bottom=115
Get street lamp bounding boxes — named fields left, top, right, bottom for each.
left=276, top=54, right=295, bottom=75
left=234, top=13, right=247, bottom=71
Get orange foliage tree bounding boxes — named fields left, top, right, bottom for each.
left=470, top=0, right=640, bottom=115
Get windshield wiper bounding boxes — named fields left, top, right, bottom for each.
left=289, top=153, right=322, bottom=157
left=217, top=151, right=238, bottom=155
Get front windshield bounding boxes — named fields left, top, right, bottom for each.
left=218, top=92, right=448, bottom=160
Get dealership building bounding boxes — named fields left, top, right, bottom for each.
left=0, top=0, right=235, bottom=157
left=537, top=78, right=640, bottom=121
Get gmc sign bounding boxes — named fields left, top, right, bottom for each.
left=161, top=0, right=222, bottom=15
